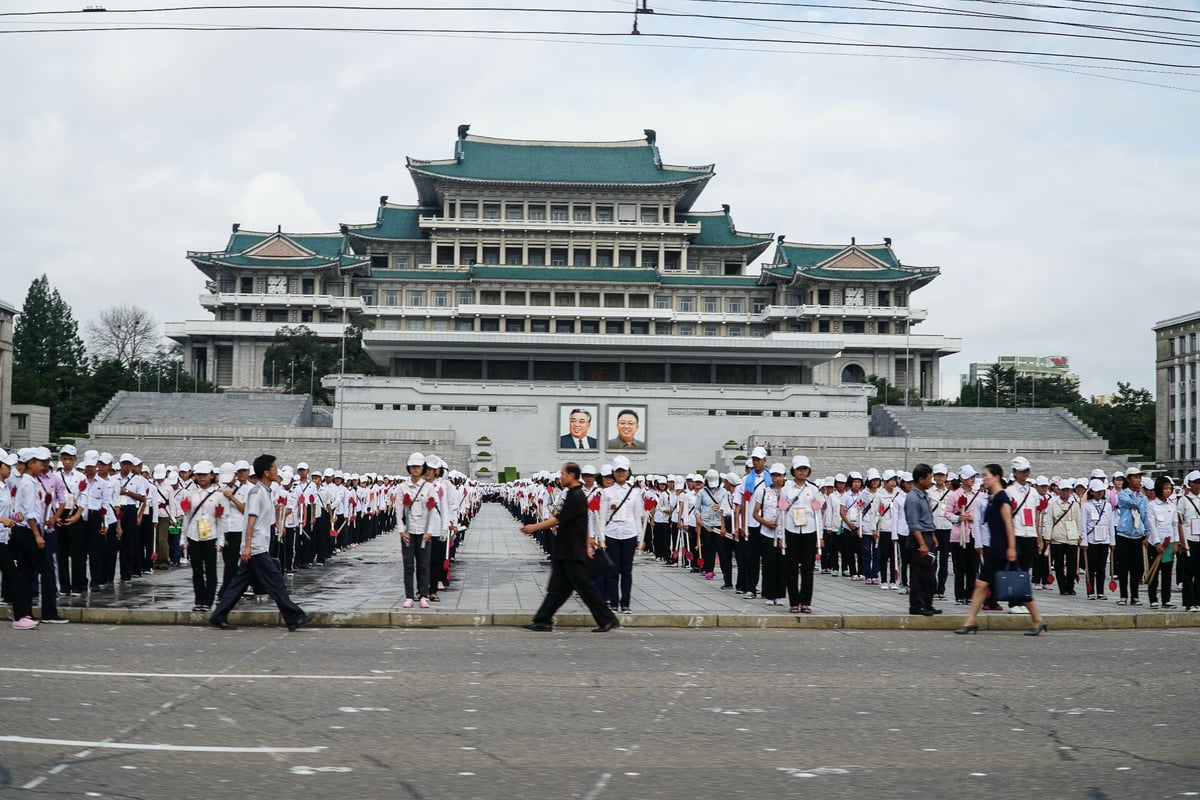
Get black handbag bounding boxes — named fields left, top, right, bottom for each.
left=992, top=562, right=1033, bottom=603
left=586, top=546, right=616, bottom=580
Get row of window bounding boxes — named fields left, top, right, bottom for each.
left=370, top=253, right=741, bottom=274
left=392, top=358, right=808, bottom=386
left=374, top=317, right=900, bottom=336
left=363, top=289, right=767, bottom=314
left=445, top=201, right=674, bottom=224
left=1167, top=331, right=1200, bottom=358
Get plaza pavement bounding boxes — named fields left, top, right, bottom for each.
left=49, top=504, right=1200, bottom=631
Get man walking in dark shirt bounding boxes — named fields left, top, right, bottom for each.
left=905, top=463, right=942, bottom=617
left=521, top=462, right=620, bottom=633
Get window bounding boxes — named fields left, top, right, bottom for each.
left=618, top=250, right=635, bottom=268
left=843, top=320, right=864, bottom=333
left=220, top=279, right=236, bottom=294
left=266, top=309, right=288, bottom=323
left=556, top=293, right=575, bottom=307
left=728, top=326, right=743, bottom=337
left=505, top=248, right=522, bottom=265
left=752, top=299, right=765, bottom=314
left=703, top=326, right=717, bottom=337
left=817, top=289, right=831, bottom=306
left=530, top=319, right=550, bottom=333
left=506, top=205, right=523, bottom=220
left=551, top=205, right=568, bottom=221
left=482, top=247, right=500, bottom=265
left=480, top=318, right=500, bottom=332
left=240, top=277, right=254, bottom=293
left=596, top=206, right=613, bottom=222
left=630, top=321, right=649, bottom=335
left=629, top=294, right=649, bottom=309
left=617, top=204, right=636, bottom=222
left=580, top=320, right=599, bottom=334
left=240, top=308, right=253, bottom=322
left=480, top=290, right=501, bottom=304
left=596, top=250, right=612, bottom=267
left=393, top=256, right=408, bottom=269
left=679, top=325, right=694, bottom=336
left=382, top=318, right=398, bottom=330
left=483, top=204, right=500, bottom=219
left=877, top=321, right=890, bottom=334
left=877, top=289, right=890, bottom=307
left=456, top=319, right=474, bottom=331
left=528, top=205, right=545, bottom=220
left=655, top=323, right=672, bottom=335
left=408, top=291, right=424, bottom=306
left=407, top=319, right=424, bottom=331
left=361, top=292, right=375, bottom=306
left=573, top=208, right=591, bottom=222
left=642, top=253, right=658, bottom=269
left=220, top=309, right=235, bottom=321
left=606, top=321, right=624, bottom=334
left=573, top=251, right=590, bottom=267
left=703, top=297, right=718, bottom=313
left=604, top=294, right=624, bottom=308
left=15, top=415, right=26, bottom=431
left=505, top=319, right=524, bottom=332
left=556, top=320, right=575, bottom=334
left=703, top=262, right=719, bottom=276
left=551, top=248, right=568, bottom=266
left=818, top=320, right=830, bottom=333
left=530, top=292, right=551, bottom=306
left=655, top=296, right=671, bottom=310
left=434, top=291, right=449, bottom=307
left=299, top=310, right=311, bottom=323
left=384, top=290, right=399, bottom=306
left=528, top=250, right=545, bottom=266
left=580, top=293, right=600, bottom=308
left=679, top=296, right=695, bottom=312
left=505, top=291, right=526, bottom=306
left=461, top=205, right=478, bottom=219
left=370, top=254, right=388, bottom=271
left=727, top=298, right=743, bottom=314
left=724, top=262, right=741, bottom=276
left=751, top=325, right=766, bottom=337
left=640, top=207, right=659, bottom=223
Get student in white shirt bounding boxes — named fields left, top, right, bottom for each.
left=780, top=456, right=821, bottom=614
left=181, top=461, right=227, bottom=612
left=1080, top=478, right=1115, bottom=600
left=599, top=455, right=645, bottom=614
left=1178, top=471, right=1200, bottom=611
left=1146, top=476, right=1178, bottom=609
left=751, top=463, right=788, bottom=606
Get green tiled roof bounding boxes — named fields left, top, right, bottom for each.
left=468, top=265, right=661, bottom=284
left=226, top=231, right=347, bottom=259
left=682, top=210, right=772, bottom=250
left=803, top=267, right=925, bottom=281
left=409, top=135, right=713, bottom=186
left=778, top=243, right=900, bottom=269
left=189, top=229, right=364, bottom=273
left=346, top=204, right=431, bottom=241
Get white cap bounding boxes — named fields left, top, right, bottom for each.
left=0, top=449, right=17, bottom=467
left=705, top=468, right=720, bottom=488
left=881, top=468, right=897, bottom=482
left=932, top=463, right=948, bottom=475
left=848, top=470, right=863, bottom=481
left=59, top=444, right=77, bottom=456
left=1035, top=475, right=1050, bottom=487
left=193, top=460, right=215, bottom=474
left=427, top=455, right=445, bottom=470
left=723, top=473, right=740, bottom=485
left=958, top=465, right=977, bottom=480
left=791, top=455, right=811, bottom=471
left=80, top=456, right=98, bottom=469
left=119, top=453, right=135, bottom=464
left=1050, top=475, right=1063, bottom=486
left=131, top=456, right=143, bottom=467
left=1186, top=470, right=1200, bottom=484
left=84, top=449, right=99, bottom=460
left=232, top=459, right=250, bottom=472
left=1125, top=466, right=1142, bottom=476
left=151, top=464, right=167, bottom=480
left=98, top=452, right=114, bottom=465
left=218, top=462, right=235, bottom=483
left=324, top=467, right=335, bottom=478
left=178, top=461, right=193, bottom=472
left=599, top=464, right=614, bottom=477
left=750, top=446, right=768, bottom=460
left=297, top=462, right=309, bottom=471
left=581, top=464, right=597, bottom=475
left=1090, top=468, right=1107, bottom=479
left=900, top=471, right=914, bottom=483
left=1112, top=470, right=1125, bottom=479
left=406, top=452, right=426, bottom=468
left=1089, top=478, right=1107, bottom=492
left=612, top=455, right=631, bottom=471
left=865, top=467, right=880, bottom=481
left=1011, top=456, right=1031, bottom=472
left=768, top=462, right=787, bottom=475
left=835, top=473, right=846, bottom=484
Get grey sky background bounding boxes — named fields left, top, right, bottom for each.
left=3, top=2, right=1198, bottom=399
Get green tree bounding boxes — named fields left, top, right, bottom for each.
left=957, top=364, right=1081, bottom=408
left=12, top=275, right=88, bottom=438
left=866, top=374, right=921, bottom=408
left=261, top=325, right=380, bottom=404
left=1070, top=382, right=1155, bottom=459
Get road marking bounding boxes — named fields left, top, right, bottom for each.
left=0, top=736, right=325, bottom=754
left=22, top=777, right=46, bottom=789
left=0, top=668, right=390, bottom=680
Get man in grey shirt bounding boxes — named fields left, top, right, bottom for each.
left=904, top=463, right=940, bottom=617
left=209, top=454, right=310, bottom=631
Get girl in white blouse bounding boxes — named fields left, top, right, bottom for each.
left=1145, top=476, right=1178, bottom=609
left=1080, top=479, right=1115, bottom=600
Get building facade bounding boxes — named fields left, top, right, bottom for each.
left=1154, top=311, right=1200, bottom=471
left=169, top=128, right=961, bottom=473
left=962, top=355, right=1080, bottom=388
left=0, top=298, right=15, bottom=448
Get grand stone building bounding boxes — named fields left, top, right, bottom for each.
left=1154, top=310, right=1200, bottom=472
left=168, top=127, right=961, bottom=473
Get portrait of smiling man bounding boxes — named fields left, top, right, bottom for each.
left=559, top=406, right=599, bottom=450
left=607, top=407, right=646, bottom=451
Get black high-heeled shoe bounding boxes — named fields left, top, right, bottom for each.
left=1025, top=620, right=1048, bottom=636
left=953, top=623, right=979, bottom=635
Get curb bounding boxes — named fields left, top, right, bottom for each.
left=46, top=607, right=1200, bottom=630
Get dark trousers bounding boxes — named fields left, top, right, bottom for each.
left=57, top=518, right=87, bottom=593
left=1114, top=536, right=1143, bottom=600
left=86, top=513, right=107, bottom=589
left=118, top=506, right=141, bottom=580
left=700, top=527, right=718, bottom=574
left=951, top=541, right=978, bottom=602
left=908, top=538, right=936, bottom=612
left=934, top=531, right=951, bottom=594
left=879, top=535, right=897, bottom=584
left=103, top=523, right=119, bottom=583
left=1181, top=545, right=1200, bottom=608
left=154, top=518, right=171, bottom=569
left=221, top=532, right=264, bottom=598
left=758, top=534, right=786, bottom=601
left=841, top=529, right=859, bottom=575
left=0, top=540, right=32, bottom=620
left=1147, top=543, right=1173, bottom=605
left=189, top=538, right=219, bottom=607
left=315, top=512, right=333, bottom=563
left=604, top=536, right=638, bottom=608
left=822, top=530, right=840, bottom=572
left=140, top=515, right=155, bottom=572
left=532, top=558, right=617, bottom=627
left=859, top=534, right=879, bottom=581
left=430, top=538, right=448, bottom=591
left=9, top=527, right=58, bottom=620
left=1051, top=543, right=1079, bottom=594
left=210, top=552, right=305, bottom=626
left=401, top=534, right=432, bottom=599
left=714, top=531, right=736, bottom=587
left=898, top=536, right=911, bottom=585
left=737, top=527, right=762, bottom=594
left=652, top=521, right=671, bottom=559
left=785, top=531, right=818, bottom=607
left=1084, top=543, right=1109, bottom=595
left=1012, top=536, right=1038, bottom=606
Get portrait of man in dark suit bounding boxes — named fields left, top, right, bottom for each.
left=559, top=406, right=598, bottom=450
left=606, top=406, right=646, bottom=451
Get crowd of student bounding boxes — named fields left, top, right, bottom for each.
left=498, top=448, right=1200, bottom=621
left=0, top=445, right=479, bottom=629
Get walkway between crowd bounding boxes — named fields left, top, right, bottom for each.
left=44, top=503, right=1198, bottom=629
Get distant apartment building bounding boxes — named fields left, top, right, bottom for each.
left=1154, top=311, right=1200, bottom=471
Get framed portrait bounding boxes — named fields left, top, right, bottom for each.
left=558, top=404, right=600, bottom=451
left=605, top=405, right=647, bottom=453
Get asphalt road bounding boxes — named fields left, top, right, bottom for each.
left=1, top=624, right=1198, bottom=799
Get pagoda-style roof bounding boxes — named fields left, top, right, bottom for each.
left=187, top=229, right=368, bottom=278
left=759, top=241, right=939, bottom=289
left=343, top=202, right=432, bottom=247
left=407, top=128, right=714, bottom=209
left=682, top=209, right=773, bottom=258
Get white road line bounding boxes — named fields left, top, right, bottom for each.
left=0, top=668, right=390, bottom=680
left=1, top=736, right=326, bottom=754
left=22, top=776, right=46, bottom=789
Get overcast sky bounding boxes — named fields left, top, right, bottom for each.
left=3, top=1, right=1198, bottom=399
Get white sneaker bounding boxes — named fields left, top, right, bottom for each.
left=1008, top=605, right=1031, bottom=614
left=880, top=582, right=890, bottom=590
left=402, top=598, right=414, bottom=609
left=12, top=616, right=38, bottom=630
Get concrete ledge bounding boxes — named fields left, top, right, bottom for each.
left=718, top=613, right=840, bottom=629
left=390, top=612, right=493, bottom=627
left=841, top=614, right=964, bottom=630
left=1134, top=612, right=1200, bottom=628
left=81, top=607, right=181, bottom=625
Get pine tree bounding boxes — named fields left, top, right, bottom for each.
left=12, top=275, right=87, bottom=437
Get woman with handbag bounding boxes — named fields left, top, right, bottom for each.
left=954, top=463, right=1047, bottom=636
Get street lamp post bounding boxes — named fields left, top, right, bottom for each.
left=338, top=326, right=347, bottom=471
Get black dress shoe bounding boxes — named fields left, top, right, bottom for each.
left=209, top=619, right=237, bottom=630
left=926, top=607, right=944, bottom=615
left=287, top=613, right=312, bottom=632
left=911, top=608, right=936, bottom=616
left=592, top=620, right=620, bottom=633
left=522, top=622, right=553, bottom=632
